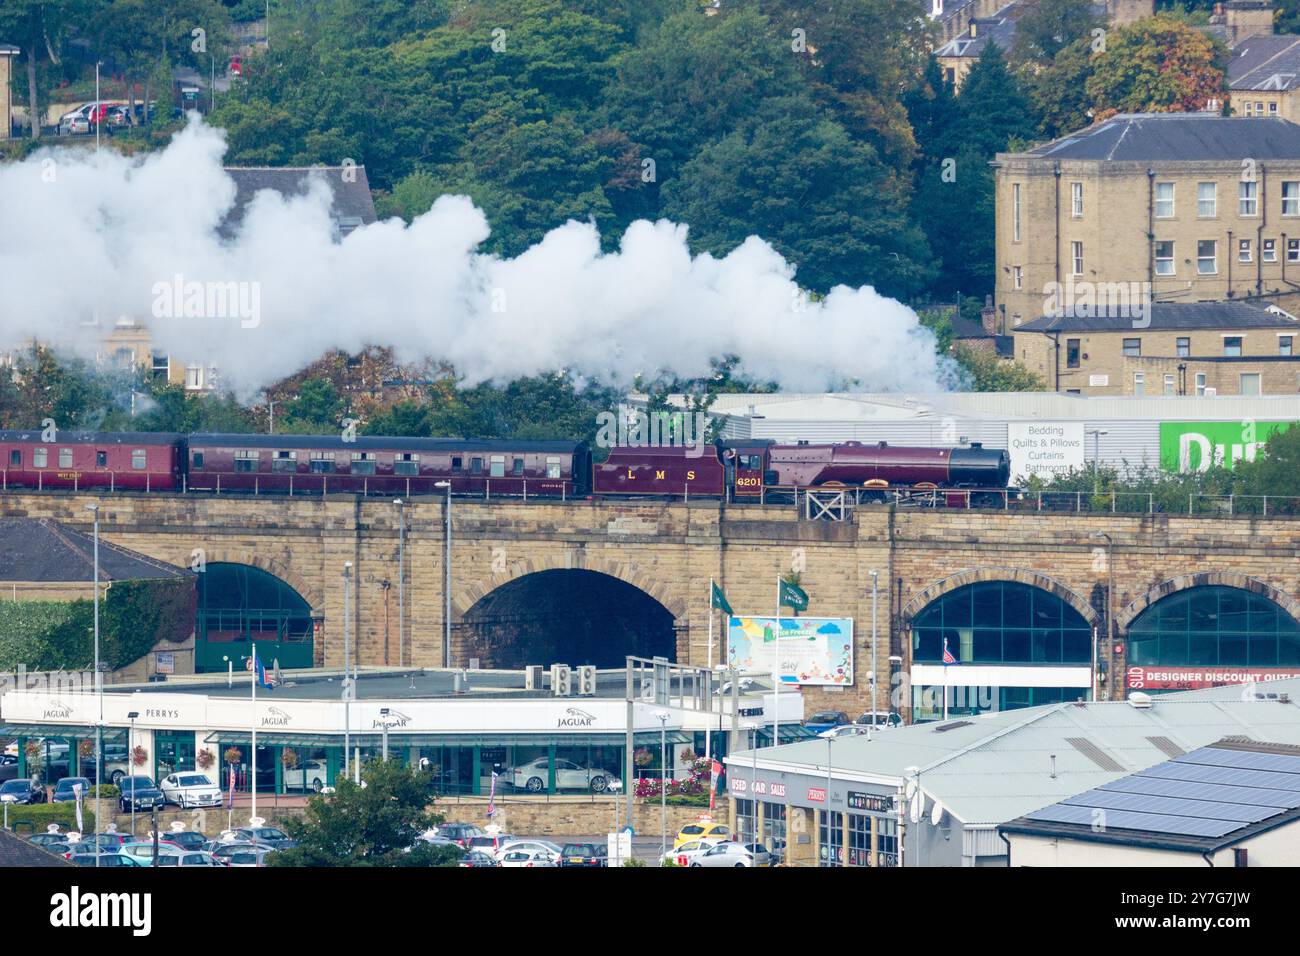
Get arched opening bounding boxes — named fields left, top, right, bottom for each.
left=457, top=569, right=678, bottom=668
left=1126, top=586, right=1300, bottom=689
left=196, top=562, right=315, bottom=671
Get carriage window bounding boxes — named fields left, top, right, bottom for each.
left=546, top=456, right=561, bottom=479
left=470, top=457, right=483, bottom=475
left=234, top=450, right=259, bottom=473
left=96, top=451, right=107, bottom=468
left=489, top=455, right=505, bottom=478
left=350, top=452, right=376, bottom=475
left=9, top=450, right=20, bottom=467
left=59, top=448, right=72, bottom=468
left=309, top=453, right=335, bottom=474
left=451, top=456, right=463, bottom=472
left=34, top=448, right=47, bottom=468
left=512, top=458, right=524, bottom=476
left=272, top=450, right=297, bottom=473
left=394, top=453, right=420, bottom=477
left=192, top=452, right=204, bottom=469
left=132, top=449, right=147, bottom=470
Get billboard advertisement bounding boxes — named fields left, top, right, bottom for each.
left=726, top=616, right=853, bottom=686
left=1127, top=665, right=1300, bottom=691
left=1008, top=422, right=1086, bottom=481
left=1158, top=421, right=1296, bottom=473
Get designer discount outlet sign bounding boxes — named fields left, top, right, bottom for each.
left=1008, top=422, right=1085, bottom=481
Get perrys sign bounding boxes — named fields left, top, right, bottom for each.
left=1128, top=665, right=1300, bottom=691
left=1159, top=421, right=1296, bottom=473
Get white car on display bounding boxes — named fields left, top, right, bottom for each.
left=689, top=842, right=772, bottom=868
left=662, top=838, right=727, bottom=867
left=506, top=757, right=618, bottom=793
left=160, top=772, right=222, bottom=808
left=499, top=848, right=558, bottom=868
left=282, top=758, right=328, bottom=792
left=493, top=839, right=563, bottom=863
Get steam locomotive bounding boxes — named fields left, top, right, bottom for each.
left=0, top=430, right=1011, bottom=502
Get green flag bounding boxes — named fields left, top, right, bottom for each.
left=778, top=579, right=808, bottom=612
left=710, top=581, right=733, bottom=616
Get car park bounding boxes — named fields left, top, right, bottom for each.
left=690, top=842, right=772, bottom=868
left=51, top=777, right=92, bottom=802
left=673, top=822, right=731, bottom=849
left=493, top=839, right=562, bottom=863
left=500, top=848, right=558, bottom=867
left=803, top=711, right=851, bottom=733
left=663, top=838, right=726, bottom=866
left=0, top=779, right=47, bottom=804
left=160, top=772, right=222, bottom=808
left=118, top=777, right=165, bottom=812
left=558, top=843, right=604, bottom=867
left=506, top=757, right=617, bottom=793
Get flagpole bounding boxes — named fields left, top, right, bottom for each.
left=251, top=645, right=257, bottom=825
left=772, top=576, right=780, bottom=749
left=705, top=578, right=714, bottom=761
left=942, top=640, right=949, bottom=722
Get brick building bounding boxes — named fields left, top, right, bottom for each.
left=1013, top=300, right=1300, bottom=395
left=993, top=113, right=1300, bottom=339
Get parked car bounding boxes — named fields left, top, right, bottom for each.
left=70, top=852, right=133, bottom=867
left=663, top=838, right=726, bottom=866
left=803, top=711, right=851, bottom=733
left=231, top=826, right=297, bottom=850
left=434, top=823, right=483, bottom=847
left=28, top=832, right=71, bottom=850
left=855, top=711, right=903, bottom=730
left=118, top=777, right=164, bottom=812
left=155, top=851, right=218, bottom=867
left=160, top=772, right=222, bottom=808
left=51, top=777, right=92, bottom=803
left=690, top=842, right=772, bottom=867
left=119, top=841, right=184, bottom=864
left=0, top=779, right=46, bottom=804
left=493, top=839, right=562, bottom=863
left=160, top=831, right=208, bottom=851
left=500, top=848, right=558, bottom=867
left=457, top=849, right=500, bottom=868
left=0, top=753, right=20, bottom=783
left=822, top=725, right=871, bottom=738
left=674, top=822, right=731, bottom=850
left=506, top=757, right=617, bottom=793
left=86, top=832, right=133, bottom=850
left=558, top=843, right=604, bottom=867
left=282, top=758, right=328, bottom=792
left=212, top=844, right=274, bottom=867
left=58, top=110, right=90, bottom=135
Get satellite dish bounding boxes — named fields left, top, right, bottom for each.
left=909, top=791, right=924, bottom=824
left=903, top=778, right=917, bottom=800
left=931, top=800, right=945, bottom=827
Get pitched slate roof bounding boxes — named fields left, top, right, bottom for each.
left=934, top=2, right=1023, bottom=60
left=1001, top=738, right=1300, bottom=852
left=0, top=518, right=190, bottom=583
left=0, top=827, right=73, bottom=867
left=1017, top=113, right=1300, bottom=162
left=1015, top=300, right=1300, bottom=333
left=1230, top=34, right=1300, bottom=92
left=222, top=166, right=377, bottom=237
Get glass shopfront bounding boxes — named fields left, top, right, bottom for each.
left=912, top=582, right=1092, bottom=665
left=818, top=810, right=844, bottom=867
left=1128, top=586, right=1300, bottom=667
left=155, top=732, right=197, bottom=780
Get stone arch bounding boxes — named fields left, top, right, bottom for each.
left=900, top=567, right=1101, bottom=627
left=198, top=546, right=323, bottom=612
left=453, top=551, right=686, bottom=620
left=1115, top=572, right=1300, bottom=634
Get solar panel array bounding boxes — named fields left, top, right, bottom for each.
left=1024, top=744, right=1300, bottom=840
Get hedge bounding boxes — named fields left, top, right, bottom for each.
left=3, top=803, right=96, bottom=834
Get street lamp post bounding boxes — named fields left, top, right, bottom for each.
left=380, top=707, right=390, bottom=761
left=654, top=710, right=669, bottom=864
left=343, top=561, right=353, bottom=784
left=223, top=654, right=233, bottom=688
left=435, top=481, right=452, bottom=667
left=1086, top=429, right=1110, bottom=490
left=127, top=711, right=138, bottom=838
left=393, top=499, right=405, bottom=667
left=869, top=569, right=878, bottom=742
left=819, top=729, right=835, bottom=866
left=85, top=503, right=101, bottom=866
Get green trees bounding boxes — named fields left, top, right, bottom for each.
left=1085, top=15, right=1228, bottom=118
left=270, top=759, right=460, bottom=868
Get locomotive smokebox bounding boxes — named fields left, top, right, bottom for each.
left=949, top=444, right=1010, bottom=488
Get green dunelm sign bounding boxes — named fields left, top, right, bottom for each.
left=1159, top=421, right=1297, bottom=473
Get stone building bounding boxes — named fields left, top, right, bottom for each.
left=1230, top=32, right=1300, bottom=122
left=993, top=113, right=1300, bottom=339
left=0, top=44, right=16, bottom=139
left=1012, top=300, right=1300, bottom=395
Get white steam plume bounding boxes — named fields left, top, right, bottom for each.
left=0, top=118, right=955, bottom=397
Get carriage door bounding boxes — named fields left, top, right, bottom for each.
left=734, top=451, right=764, bottom=497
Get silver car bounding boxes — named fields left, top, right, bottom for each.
left=160, top=772, right=222, bottom=808
left=690, top=842, right=771, bottom=868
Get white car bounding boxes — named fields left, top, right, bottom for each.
left=283, top=758, right=328, bottom=792
left=690, top=842, right=772, bottom=868
left=506, top=757, right=617, bottom=793
left=662, top=838, right=727, bottom=867
left=160, top=772, right=222, bottom=808
left=822, top=725, right=871, bottom=738
left=500, top=848, right=558, bottom=867
left=493, top=839, right=562, bottom=863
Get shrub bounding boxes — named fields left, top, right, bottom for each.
left=4, top=803, right=96, bottom=833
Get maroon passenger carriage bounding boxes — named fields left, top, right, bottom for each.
left=0, top=430, right=183, bottom=492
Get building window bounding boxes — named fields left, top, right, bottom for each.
left=1240, top=372, right=1262, bottom=396
left=1281, top=335, right=1294, bottom=357
left=1285, top=182, right=1300, bottom=216
left=350, top=452, right=377, bottom=475
left=489, top=454, right=506, bottom=478
left=1264, top=239, right=1277, bottom=262
left=272, top=450, right=297, bottom=474
left=546, top=456, right=562, bottom=479
left=1245, top=101, right=1255, bottom=117
left=1291, top=239, right=1300, bottom=262
left=58, top=448, right=72, bottom=468
left=1122, top=337, right=1141, bottom=357
left=911, top=581, right=1092, bottom=666
left=1224, top=336, right=1243, bottom=357
left=1066, top=338, right=1081, bottom=368
left=151, top=352, right=169, bottom=380
left=131, top=449, right=147, bottom=470
left=818, top=811, right=845, bottom=867
left=1240, top=180, right=1259, bottom=217
left=1270, top=101, right=1279, bottom=115
left=1071, top=241, right=1084, bottom=276
left=1164, top=373, right=1175, bottom=396
left=1155, top=182, right=1175, bottom=218
left=185, top=365, right=205, bottom=390
left=1128, top=585, right=1300, bottom=667
left=1071, top=182, right=1083, bottom=218
left=1155, top=240, right=1175, bottom=276
left=1133, top=371, right=1145, bottom=396
left=1177, top=336, right=1191, bottom=357
left=1195, top=372, right=1207, bottom=395
left=1197, top=182, right=1216, bottom=217
left=309, top=452, right=335, bottom=474
left=1012, top=183, right=1021, bottom=242
left=33, top=448, right=47, bottom=468
left=1239, top=238, right=1253, bottom=263
left=1013, top=266, right=1022, bottom=290
left=1197, top=239, right=1218, bottom=274
left=234, top=450, right=259, bottom=473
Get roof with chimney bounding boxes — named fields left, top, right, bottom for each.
left=936, top=1, right=1109, bottom=62
left=1015, top=300, right=1300, bottom=334
left=0, top=518, right=191, bottom=584
left=222, top=165, right=377, bottom=237
left=1230, top=34, right=1300, bottom=92
left=1008, top=113, right=1300, bottom=162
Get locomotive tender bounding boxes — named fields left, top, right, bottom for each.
left=0, top=430, right=1010, bottom=501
